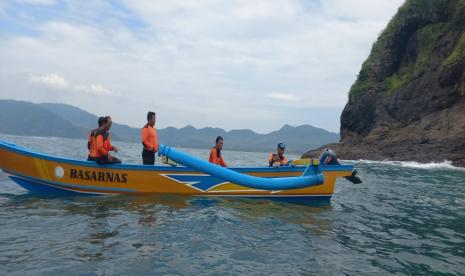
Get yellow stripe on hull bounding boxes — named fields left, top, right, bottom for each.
left=0, top=145, right=353, bottom=197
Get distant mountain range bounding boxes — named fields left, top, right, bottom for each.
left=0, top=100, right=339, bottom=153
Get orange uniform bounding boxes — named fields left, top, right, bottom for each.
left=268, top=153, right=288, bottom=167
left=141, top=125, right=159, bottom=152
left=209, top=147, right=227, bottom=167
left=95, top=132, right=114, bottom=158
left=88, top=129, right=99, bottom=158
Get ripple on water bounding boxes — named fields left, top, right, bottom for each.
left=1, top=135, right=465, bottom=274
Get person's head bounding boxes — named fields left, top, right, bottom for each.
left=97, top=116, right=104, bottom=127
left=102, top=116, right=112, bottom=130
left=147, top=111, right=156, bottom=126
left=215, top=136, right=224, bottom=150
left=277, top=142, right=285, bottom=156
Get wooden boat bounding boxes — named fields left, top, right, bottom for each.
left=0, top=140, right=357, bottom=201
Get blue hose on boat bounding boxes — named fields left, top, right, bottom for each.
left=158, top=144, right=324, bottom=190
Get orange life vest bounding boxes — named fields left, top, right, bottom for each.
left=141, top=124, right=159, bottom=151
left=209, top=147, right=227, bottom=167
left=88, top=128, right=99, bottom=158
left=95, top=130, right=113, bottom=158
left=268, top=153, right=288, bottom=166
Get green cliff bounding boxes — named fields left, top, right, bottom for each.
left=306, top=0, right=465, bottom=166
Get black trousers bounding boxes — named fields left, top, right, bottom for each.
left=95, top=155, right=121, bottom=165
left=142, top=149, right=155, bottom=165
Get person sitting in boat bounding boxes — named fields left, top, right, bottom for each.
left=87, top=116, right=104, bottom=162
left=94, top=116, right=121, bottom=164
left=269, top=143, right=289, bottom=167
left=209, top=136, right=227, bottom=167
left=141, top=111, right=159, bottom=165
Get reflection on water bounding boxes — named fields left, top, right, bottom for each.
left=219, top=198, right=333, bottom=234
left=1, top=134, right=465, bottom=274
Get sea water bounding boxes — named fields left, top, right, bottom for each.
left=0, top=134, right=464, bottom=275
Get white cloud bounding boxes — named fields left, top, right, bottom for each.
left=321, top=0, right=404, bottom=21
left=267, top=93, right=299, bottom=102
left=28, top=73, right=116, bottom=96
left=15, top=0, right=55, bottom=5
left=74, top=84, right=115, bottom=96
left=0, top=0, right=404, bottom=133
left=29, top=73, right=68, bottom=89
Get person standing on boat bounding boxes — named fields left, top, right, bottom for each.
left=268, top=143, right=288, bottom=167
left=141, top=111, right=159, bottom=165
left=209, top=136, right=227, bottom=167
left=95, top=116, right=121, bottom=164
left=87, top=116, right=104, bottom=162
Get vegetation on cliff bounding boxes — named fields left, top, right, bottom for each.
left=329, top=0, right=465, bottom=166
left=349, top=0, right=465, bottom=99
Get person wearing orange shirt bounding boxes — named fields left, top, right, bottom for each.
left=95, top=116, right=121, bottom=164
left=141, top=111, right=159, bottom=165
left=268, top=143, right=288, bottom=167
left=87, top=116, right=104, bottom=162
left=209, top=136, right=227, bottom=167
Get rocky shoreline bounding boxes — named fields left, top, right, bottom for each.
left=302, top=141, right=465, bottom=168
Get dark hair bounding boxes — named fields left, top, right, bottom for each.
left=278, top=142, right=286, bottom=149
left=147, top=111, right=156, bottom=121
left=97, top=116, right=104, bottom=127
left=102, top=116, right=111, bottom=124
left=216, top=136, right=223, bottom=144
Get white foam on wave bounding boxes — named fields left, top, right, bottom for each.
left=343, top=159, right=465, bottom=171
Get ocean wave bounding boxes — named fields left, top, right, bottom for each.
left=345, top=159, right=465, bottom=171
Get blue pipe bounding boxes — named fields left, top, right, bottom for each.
left=158, top=144, right=324, bottom=190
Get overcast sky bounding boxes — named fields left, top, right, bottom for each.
left=0, top=0, right=404, bottom=133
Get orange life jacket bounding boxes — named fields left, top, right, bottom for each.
left=209, top=147, right=227, bottom=167
left=88, top=128, right=99, bottom=158
left=141, top=124, right=159, bottom=151
left=95, top=130, right=113, bottom=158
left=268, top=153, right=288, bottom=167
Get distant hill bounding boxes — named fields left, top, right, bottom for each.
left=157, top=124, right=339, bottom=153
left=0, top=100, right=339, bottom=153
left=40, top=103, right=134, bottom=141
left=0, top=100, right=88, bottom=138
